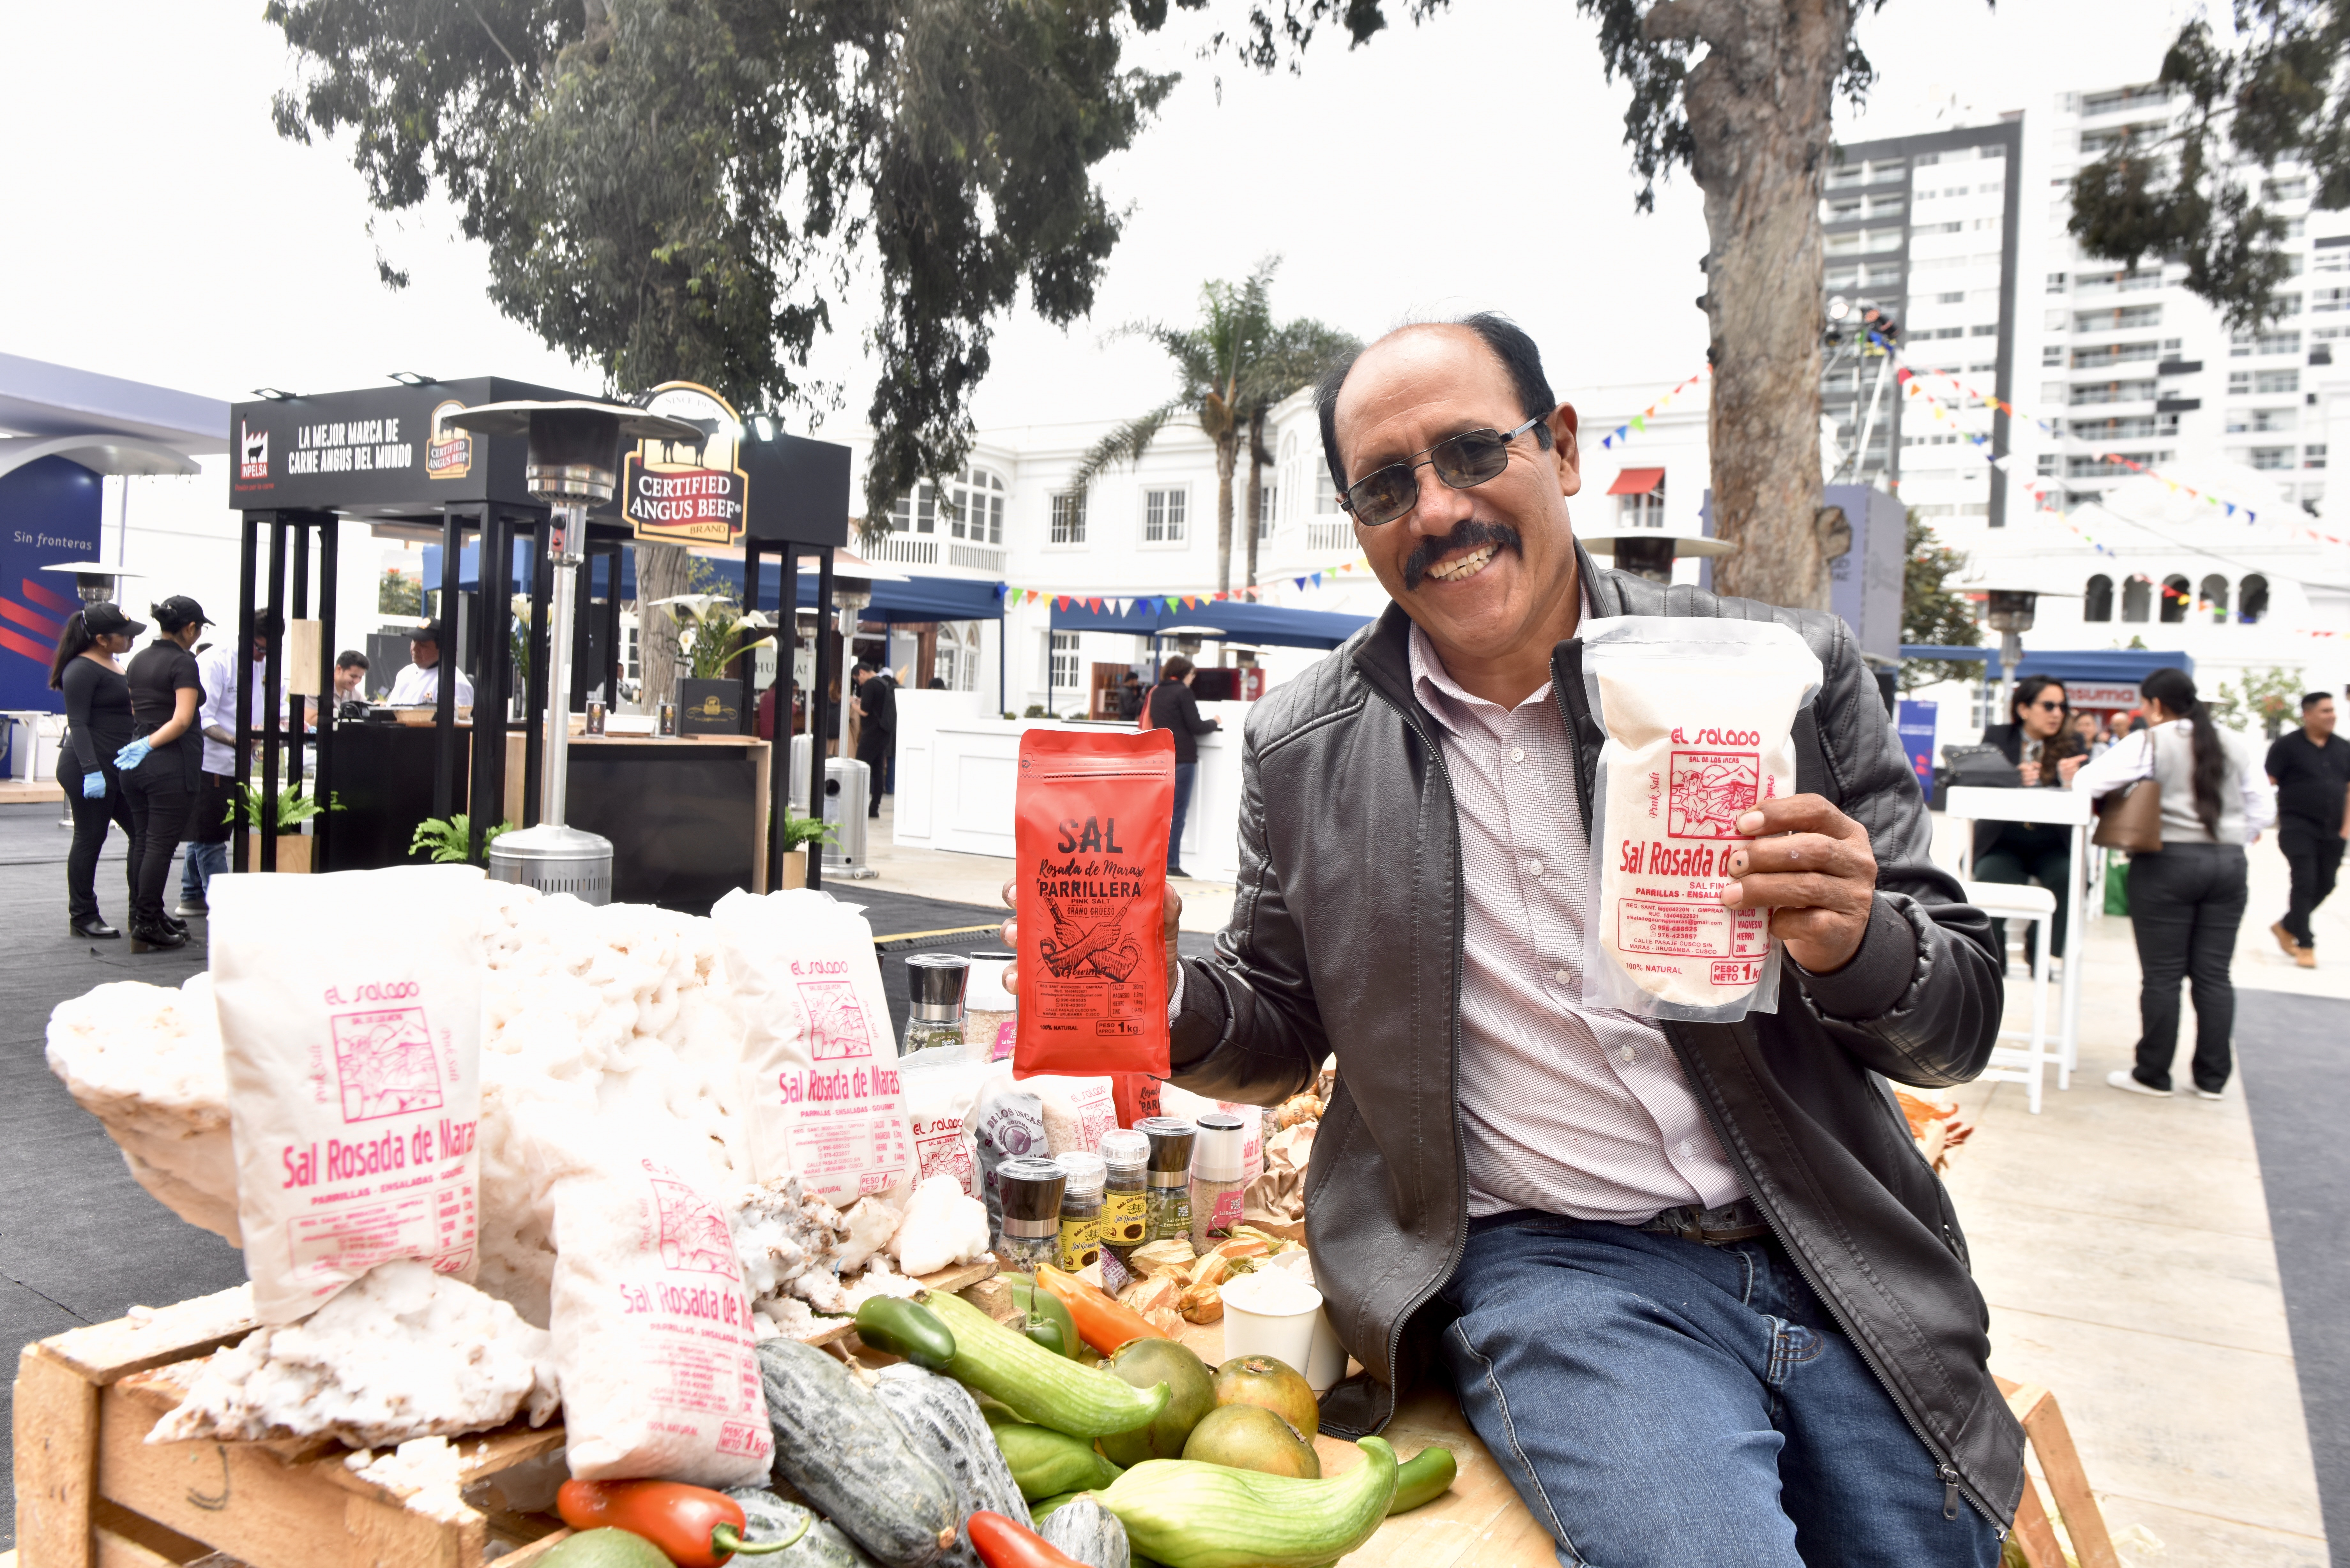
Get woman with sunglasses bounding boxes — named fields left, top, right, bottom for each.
left=1973, top=674, right=2084, bottom=964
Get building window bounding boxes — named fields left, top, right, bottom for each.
left=2083, top=574, right=2114, bottom=622
left=2307, top=444, right=2329, bottom=469
left=2160, top=574, right=2191, bottom=624
left=1143, top=487, right=1188, bottom=544
left=2047, top=272, right=2067, bottom=294
left=1315, top=470, right=1340, bottom=515
left=1049, top=491, right=1087, bottom=545
left=2043, top=344, right=2065, bottom=366
left=2248, top=446, right=2295, bottom=469
left=1257, top=481, right=1278, bottom=539
left=2240, top=574, right=2270, bottom=623
left=1618, top=475, right=1666, bottom=531
left=2231, top=328, right=2302, bottom=357
left=2200, top=574, right=2231, bottom=623
left=1972, top=679, right=2000, bottom=729
left=888, top=480, right=940, bottom=533
left=2076, top=305, right=2163, bottom=332
left=1046, top=631, right=1079, bottom=691
left=943, top=467, right=1005, bottom=543
left=2122, top=577, right=2151, bottom=622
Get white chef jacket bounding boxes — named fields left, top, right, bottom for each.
left=194, top=644, right=277, bottom=778
left=389, top=661, right=475, bottom=706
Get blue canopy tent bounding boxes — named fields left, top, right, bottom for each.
left=1901, top=646, right=2191, bottom=680
left=424, top=542, right=1002, bottom=622
left=1045, top=596, right=1372, bottom=649
left=1038, top=594, right=1375, bottom=716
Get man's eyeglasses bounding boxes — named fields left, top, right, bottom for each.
left=1339, top=413, right=1547, bottom=527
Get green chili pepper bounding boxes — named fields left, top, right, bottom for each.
left=855, top=1295, right=957, bottom=1370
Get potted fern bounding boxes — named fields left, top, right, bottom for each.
left=410, top=815, right=514, bottom=865
left=230, top=782, right=342, bottom=873
left=777, top=810, right=835, bottom=889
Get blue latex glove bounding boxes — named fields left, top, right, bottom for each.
left=81, top=771, right=105, bottom=799
left=113, top=737, right=151, bottom=771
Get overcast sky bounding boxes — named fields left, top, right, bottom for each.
left=0, top=0, right=2197, bottom=440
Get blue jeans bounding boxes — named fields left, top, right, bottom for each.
left=1441, top=1215, right=2001, bottom=1568
left=1168, top=761, right=1196, bottom=871
left=182, top=840, right=228, bottom=901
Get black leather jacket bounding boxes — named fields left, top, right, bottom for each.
left=1166, top=550, right=2025, bottom=1527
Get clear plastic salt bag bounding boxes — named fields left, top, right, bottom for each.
left=1575, top=616, right=1824, bottom=1023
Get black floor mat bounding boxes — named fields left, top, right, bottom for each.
left=2237, top=988, right=2350, bottom=1565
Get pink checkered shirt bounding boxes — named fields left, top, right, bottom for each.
left=1407, top=622, right=1744, bottom=1222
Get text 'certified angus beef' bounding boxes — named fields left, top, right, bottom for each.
left=1015, top=728, right=1175, bottom=1079
left=1576, top=616, right=1824, bottom=1021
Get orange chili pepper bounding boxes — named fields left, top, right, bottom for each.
left=1034, top=1262, right=1171, bottom=1354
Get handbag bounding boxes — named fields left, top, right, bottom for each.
left=1942, top=743, right=2020, bottom=788
left=2092, top=778, right=2164, bottom=853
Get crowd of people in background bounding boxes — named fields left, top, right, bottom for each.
left=1963, top=669, right=2348, bottom=1106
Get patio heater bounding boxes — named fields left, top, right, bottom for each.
left=442, top=399, right=703, bottom=903
left=40, top=561, right=146, bottom=605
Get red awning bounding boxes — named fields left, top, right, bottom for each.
left=1606, top=467, right=1665, bottom=496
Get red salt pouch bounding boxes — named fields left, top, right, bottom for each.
left=1015, top=728, right=1174, bottom=1080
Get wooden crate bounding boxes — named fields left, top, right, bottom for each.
left=10, top=1272, right=2093, bottom=1568
left=8, top=1262, right=996, bottom=1568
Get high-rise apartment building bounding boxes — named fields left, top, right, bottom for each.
left=1818, top=119, right=2023, bottom=526
left=2030, top=84, right=2342, bottom=522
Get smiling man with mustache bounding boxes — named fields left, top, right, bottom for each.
left=1005, top=315, right=2018, bottom=1565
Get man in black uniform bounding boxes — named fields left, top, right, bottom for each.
left=854, top=660, right=896, bottom=817
left=2266, top=691, right=2350, bottom=968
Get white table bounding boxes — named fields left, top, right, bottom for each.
left=1944, top=784, right=2095, bottom=1088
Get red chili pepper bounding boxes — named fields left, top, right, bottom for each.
left=556, top=1479, right=810, bottom=1567
left=968, top=1511, right=1092, bottom=1568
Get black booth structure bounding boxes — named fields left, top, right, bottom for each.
left=225, top=376, right=850, bottom=905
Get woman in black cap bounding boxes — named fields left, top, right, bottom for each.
left=49, top=602, right=145, bottom=938
left=116, top=597, right=210, bottom=951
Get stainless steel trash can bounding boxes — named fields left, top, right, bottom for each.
left=822, top=757, right=873, bottom=875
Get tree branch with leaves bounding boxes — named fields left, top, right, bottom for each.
left=2067, top=3, right=2348, bottom=332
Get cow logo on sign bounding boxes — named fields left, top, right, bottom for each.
left=624, top=381, right=749, bottom=546
left=239, top=421, right=269, bottom=481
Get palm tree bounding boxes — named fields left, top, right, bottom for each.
left=1073, top=259, right=1348, bottom=592
left=1237, top=319, right=1360, bottom=586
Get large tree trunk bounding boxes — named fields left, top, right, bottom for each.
left=1244, top=410, right=1268, bottom=587
left=635, top=541, right=692, bottom=712
left=1648, top=0, right=1844, bottom=611
left=1213, top=433, right=1239, bottom=592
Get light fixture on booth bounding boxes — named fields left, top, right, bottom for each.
left=751, top=414, right=777, bottom=442
left=386, top=371, right=436, bottom=387
left=251, top=387, right=298, bottom=402
left=441, top=398, right=704, bottom=904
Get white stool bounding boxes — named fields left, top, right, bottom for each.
left=1961, top=878, right=2058, bottom=1113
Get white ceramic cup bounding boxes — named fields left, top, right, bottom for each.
left=1219, top=1270, right=1324, bottom=1372
left=1303, top=1306, right=1348, bottom=1392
